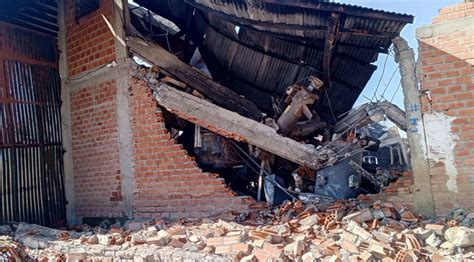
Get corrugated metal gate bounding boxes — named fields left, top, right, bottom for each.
left=0, top=22, right=66, bottom=226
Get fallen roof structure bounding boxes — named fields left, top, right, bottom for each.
left=127, top=1, right=414, bottom=203
left=128, top=37, right=262, bottom=120
left=134, top=0, right=413, bottom=124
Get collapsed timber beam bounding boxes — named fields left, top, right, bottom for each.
left=127, top=37, right=263, bottom=120
left=153, top=83, right=327, bottom=169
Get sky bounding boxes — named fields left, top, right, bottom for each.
left=343, top=0, right=460, bottom=109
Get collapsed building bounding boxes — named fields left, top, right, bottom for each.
left=127, top=0, right=415, bottom=211
left=0, top=0, right=472, bottom=231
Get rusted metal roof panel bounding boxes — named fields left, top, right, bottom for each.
left=135, top=0, right=413, bottom=124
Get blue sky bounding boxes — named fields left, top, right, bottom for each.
left=343, top=0, right=460, bottom=109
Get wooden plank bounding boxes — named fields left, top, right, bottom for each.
left=152, top=83, right=325, bottom=169
left=127, top=37, right=263, bottom=120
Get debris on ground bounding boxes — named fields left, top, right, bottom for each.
left=0, top=235, right=34, bottom=261
left=2, top=201, right=473, bottom=261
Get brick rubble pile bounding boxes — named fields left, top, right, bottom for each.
left=1, top=200, right=473, bottom=261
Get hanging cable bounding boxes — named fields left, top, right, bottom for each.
left=379, top=64, right=400, bottom=101
left=371, top=54, right=389, bottom=102
left=323, top=85, right=338, bottom=124
left=390, top=82, right=402, bottom=103
left=228, top=140, right=297, bottom=199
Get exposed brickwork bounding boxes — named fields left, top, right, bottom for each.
left=362, top=2, right=473, bottom=216
left=65, top=0, right=116, bottom=77
left=70, top=80, right=123, bottom=218
left=129, top=79, right=250, bottom=219
left=417, top=1, right=474, bottom=215
left=63, top=0, right=252, bottom=220
left=64, top=0, right=127, bottom=220
left=361, top=172, right=414, bottom=210
left=432, top=2, right=474, bottom=24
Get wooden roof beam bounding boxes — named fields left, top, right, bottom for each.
left=127, top=37, right=263, bottom=120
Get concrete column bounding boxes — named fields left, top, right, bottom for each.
left=112, top=0, right=134, bottom=219
left=115, top=61, right=134, bottom=219
left=57, top=0, right=77, bottom=225
left=392, top=37, right=435, bottom=217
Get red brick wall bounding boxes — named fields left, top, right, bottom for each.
left=65, top=0, right=116, bottom=77
left=432, top=2, right=474, bottom=24
left=417, top=1, right=474, bottom=215
left=70, top=80, right=123, bottom=218
left=65, top=0, right=123, bottom=218
left=64, top=0, right=252, bottom=218
left=361, top=2, right=474, bottom=215
left=129, top=79, right=250, bottom=219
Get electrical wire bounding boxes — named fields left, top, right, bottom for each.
left=379, top=64, right=399, bottom=101
left=390, top=82, right=402, bottom=103
left=323, top=85, right=338, bottom=124
left=371, top=54, right=389, bottom=102
left=228, top=140, right=297, bottom=199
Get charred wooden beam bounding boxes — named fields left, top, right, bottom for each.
left=127, top=37, right=263, bottom=120
left=152, top=83, right=333, bottom=169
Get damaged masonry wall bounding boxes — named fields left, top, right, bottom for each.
left=58, top=0, right=473, bottom=223
left=60, top=0, right=249, bottom=223
left=415, top=1, right=474, bottom=216
left=335, top=1, right=474, bottom=218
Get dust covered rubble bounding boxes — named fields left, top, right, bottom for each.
left=1, top=201, right=474, bottom=261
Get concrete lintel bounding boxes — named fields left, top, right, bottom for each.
left=416, top=16, right=474, bottom=39
left=65, top=58, right=131, bottom=91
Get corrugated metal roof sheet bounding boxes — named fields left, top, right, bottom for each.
left=135, top=0, right=413, bottom=124
left=0, top=0, right=58, bottom=36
